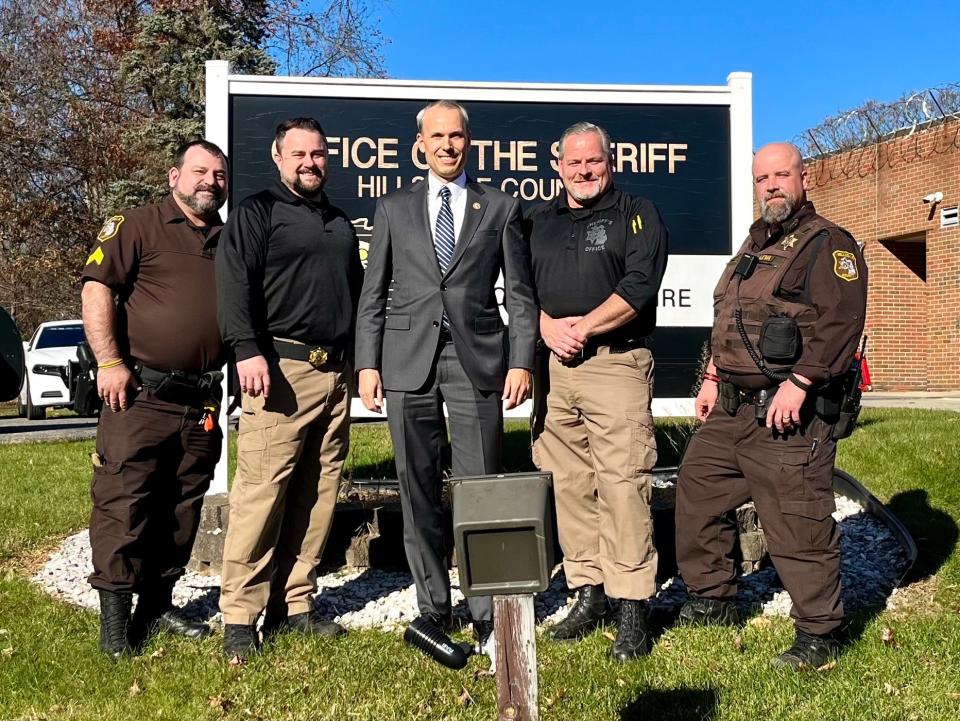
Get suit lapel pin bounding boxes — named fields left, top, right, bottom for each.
left=472, top=202, right=481, bottom=210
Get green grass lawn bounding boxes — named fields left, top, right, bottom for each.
left=1, top=410, right=959, bottom=720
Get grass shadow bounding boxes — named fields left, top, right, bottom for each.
left=619, top=687, right=717, bottom=721
left=886, top=488, right=958, bottom=583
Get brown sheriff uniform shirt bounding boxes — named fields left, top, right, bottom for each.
left=719, top=201, right=867, bottom=388
left=81, top=194, right=225, bottom=373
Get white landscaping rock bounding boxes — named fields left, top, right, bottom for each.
left=31, top=492, right=908, bottom=629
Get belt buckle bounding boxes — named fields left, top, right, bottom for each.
left=308, top=346, right=329, bottom=370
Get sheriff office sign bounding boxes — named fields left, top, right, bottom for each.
left=204, top=61, right=754, bottom=489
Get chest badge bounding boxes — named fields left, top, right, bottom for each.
left=584, top=218, right=612, bottom=252
left=779, top=234, right=798, bottom=250
left=832, top=250, right=859, bottom=281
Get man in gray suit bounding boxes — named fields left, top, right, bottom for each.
left=355, top=100, right=537, bottom=646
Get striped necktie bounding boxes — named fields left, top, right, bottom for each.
left=434, top=186, right=455, bottom=274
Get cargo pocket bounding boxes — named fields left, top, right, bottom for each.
left=236, top=412, right=279, bottom=485
left=779, top=497, right=837, bottom=553
left=626, top=411, right=657, bottom=478
left=90, top=457, right=124, bottom=509
left=778, top=447, right=837, bottom=551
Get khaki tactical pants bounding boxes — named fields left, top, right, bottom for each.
left=219, top=357, right=350, bottom=625
left=532, top=347, right=658, bottom=600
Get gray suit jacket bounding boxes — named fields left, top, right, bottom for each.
left=355, top=178, right=537, bottom=392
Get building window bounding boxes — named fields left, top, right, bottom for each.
left=879, top=234, right=926, bottom=282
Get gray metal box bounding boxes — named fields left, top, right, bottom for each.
left=450, top=472, right=554, bottom=596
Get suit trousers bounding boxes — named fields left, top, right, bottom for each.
left=532, top=347, right=658, bottom=600
left=675, top=402, right=843, bottom=635
left=88, top=387, right=220, bottom=593
left=385, top=338, right=502, bottom=623
left=219, top=357, right=350, bottom=625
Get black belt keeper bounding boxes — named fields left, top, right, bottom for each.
left=273, top=339, right=347, bottom=370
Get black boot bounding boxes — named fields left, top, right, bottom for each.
left=288, top=611, right=345, bottom=637
left=130, top=583, right=211, bottom=645
left=677, top=595, right=739, bottom=627
left=769, top=628, right=841, bottom=670
left=264, top=610, right=346, bottom=638
left=223, top=624, right=261, bottom=659
left=610, top=600, right=651, bottom=662
left=98, top=590, right=133, bottom=659
left=548, top=585, right=613, bottom=641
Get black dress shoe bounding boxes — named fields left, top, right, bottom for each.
left=472, top=620, right=493, bottom=645
left=769, top=628, right=841, bottom=670
left=424, top=611, right=454, bottom=632
left=610, top=600, right=651, bottom=662
left=548, top=585, right=613, bottom=641
left=223, top=623, right=261, bottom=659
left=677, top=596, right=739, bottom=627
left=98, top=590, right=133, bottom=659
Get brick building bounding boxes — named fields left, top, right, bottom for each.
left=798, top=117, right=960, bottom=391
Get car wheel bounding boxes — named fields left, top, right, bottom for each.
left=24, top=380, right=46, bottom=421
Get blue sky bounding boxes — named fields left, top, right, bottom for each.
left=372, top=0, right=959, bottom=149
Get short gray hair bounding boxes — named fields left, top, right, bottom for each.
left=558, top=122, right=612, bottom=159
left=416, top=100, right=471, bottom=136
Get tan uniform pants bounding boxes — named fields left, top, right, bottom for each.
left=219, top=357, right=350, bottom=625
left=532, top=347, right=658, bottom=600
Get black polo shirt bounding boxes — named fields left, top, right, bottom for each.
left=81, top=194, right=225, bottom=373
left=525, top=187, right=669, bottom=341
left=216, top=181, right=363, bottom=361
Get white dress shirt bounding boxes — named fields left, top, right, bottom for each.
left=427, top=171, right=468, bottom=245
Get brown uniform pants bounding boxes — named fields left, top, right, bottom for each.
left=219, top=357, right=350, bottom=625
left=88, top=387, right=220, bottom=593
left=675, top=401, right=843, bottom=635
left=532, top=347, right=658, bottom=601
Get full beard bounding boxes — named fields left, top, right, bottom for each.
left=760, top=193, right=797, bottom=224
left=293, top=174, right=324, bottom=198
left=174, top=186, right=223, bottom=217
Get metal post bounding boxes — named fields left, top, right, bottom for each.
left=204, top=59, right=230, bottom=495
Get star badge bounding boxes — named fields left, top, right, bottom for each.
left=780, top=234, right=798, bottom=250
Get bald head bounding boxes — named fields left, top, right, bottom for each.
left=753, top=142, right=807, bottom=224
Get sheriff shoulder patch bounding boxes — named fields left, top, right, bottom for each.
left=97, top=215, right=125, bottom=243
left=832, top=250, right=859, bottom=281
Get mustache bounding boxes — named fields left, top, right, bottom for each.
left=194, top=183, right=223, bottom=195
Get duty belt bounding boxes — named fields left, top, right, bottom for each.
left=133, top=361, right=223, bottom=407
left=273, top=339, right=347, bottom=370
left=718, top=380, right=774, bottom=419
